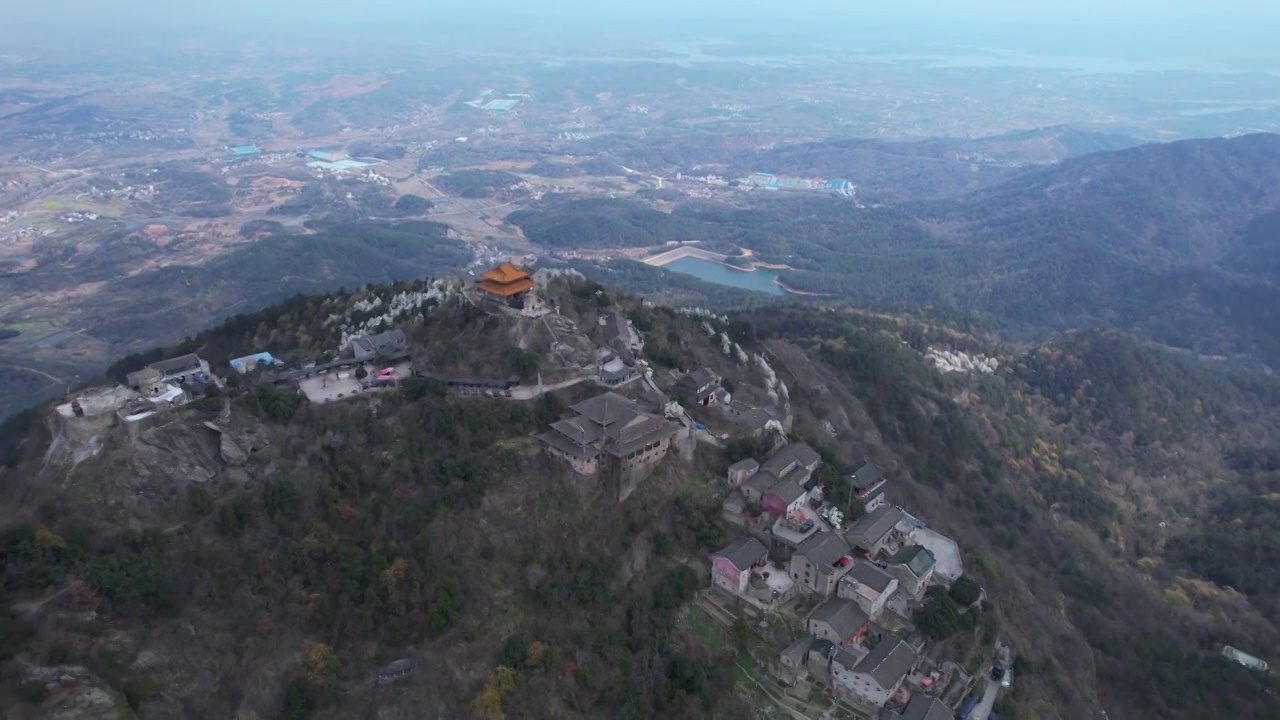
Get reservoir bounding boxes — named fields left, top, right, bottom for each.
left=663, top=256, right=785, bottom=296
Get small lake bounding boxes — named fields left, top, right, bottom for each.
left=663, top=256, right=785, bottom=296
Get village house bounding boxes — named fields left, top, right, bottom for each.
left=125, top=353, right=210, bottom=391
left=806, top=638, right=836, bottom=678
left=763, top=478, right=809, bottom=519
left=635, top=389, right=669, bottom=415
left=350, top=328, right=410, bottom=363
left=882, top=695, right=954, bottom=720
left=725, top=442, right=826, bottom=542
left=720, top=494, right=749, bottom=526
left=539, top=392, right=681, bottom=499
left=831, top=638, right=918, bottom=709
left=229, top=351, right=281, bottom=375
left=723, top=400, right=785, bottom=438
left=710, top=535, right=795, bottom=608
left=838, top=561, right=899, bottom=619
left=742, top=469, right=780, bottom=504
left=886, top=545, right=937, bottom=597
left=807, top=598, right=871, bottom=646
left=761, top=441, right=823, bottom=487
left=778, top=635, right=815, bottom=683
left=710, top=535, right=769, bottom=595
left=849, top=460, right=888, bottom=512
left=602, top=312, right=642, bottom=355
left=846, top=505, right=910, bottom=557
left=906, top=526, right=965, bottom=588
left=726, top=458, right=759, bottom=486
left=791, top=531, right=856, bottom=596
left=242, top=364, right=297, bottom=389
left=675, top=367, right=721, bottom=406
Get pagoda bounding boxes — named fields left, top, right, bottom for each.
left=475, top=262, right=535, bottom=301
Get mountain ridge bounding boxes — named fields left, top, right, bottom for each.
left=549, top=133, right=1280, bottom=369
left=2, top=280, right=1279, bottom=719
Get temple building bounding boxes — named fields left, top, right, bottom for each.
left=475, top=262, right=536, bottom=305
left=540, top=391, right=682, bottom=500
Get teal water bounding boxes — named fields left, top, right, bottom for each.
left=664, top=256, right=785, bottom=296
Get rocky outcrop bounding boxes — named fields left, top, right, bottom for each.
left=205, top=423, right=249, bottom=466
left=924, top=347, right=999, bottom=374
left=21, top=664, right=131, bottom=720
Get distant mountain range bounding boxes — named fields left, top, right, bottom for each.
left=913, top=132, right=1280, bottom=366
left=4, top=131, right=1278, bottom=422
left=727, top=125, right=1147, bottom=203
left=537, top=132, right=1280, bottom=368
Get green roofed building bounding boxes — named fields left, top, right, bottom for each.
left=886, top=545, right=936, bottom=596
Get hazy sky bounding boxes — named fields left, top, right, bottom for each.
left=6, top=1, right=1279, bottom=70
left=8, top=0, right=1278, bottom=21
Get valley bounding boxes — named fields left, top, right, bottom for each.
left=3, top=33, right=1280, bottom=419
left=2, top=16, right=1280, bottom=720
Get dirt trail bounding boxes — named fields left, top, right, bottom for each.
left=10, top=364, right=65, bottom=384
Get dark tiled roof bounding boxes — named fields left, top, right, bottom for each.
left=724, top=400, right=780, bottom=432
left=637, top=389, right=668, bottom=410
left=854, top=639, right=917, bottom=689
left=572, top=392, right=640, bottom=426
left=834, top=646, right=862, bottom=671
left=689, top=367, right=719, bottom=387
left=796, top=532, right=853, bottom=574
left=845, top=560, right=896, bottom=593
left=780, top=634, right=815, bottom=664
left=745, top=469, right=780, bottom=495
left=603, top=313, right=630, bottom=343
left=899, top=696, right=954, bottom=720
left=850, top=461, right=885, bottom=491
left=150, top=353, right=203, bottom=375
left=716, top=535, right=767, bottom=571
left=127, top=353, right=205, bottom=387
left=608, top=414, right=677, bottom=456
left=809, top=598, right=869, bottom=640
left=847, top=506, right=907, bottom=548
left=762, top=442, right=821, bottom=475
left=809, top=638, right=834, bottom=659
left=354, top=328, right=408, bottom=360
left=539, top=430, right=599, bottom=460
left=676, top=367, right=720, bottom=397
left=546, top=391, right=678, bottom=461
left=737, top=406, right=773, bottom=431
left=888, top=545, right=936, bottom=578
left=550, top=416, right=602, bottom=445
left=767, top=479, right=807, bottom=506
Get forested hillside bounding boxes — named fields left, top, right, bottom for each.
left=0, top=290, right=748, bottom=720
left=509, top=133, right=1280, bottom=368
left=740, top=308, right=1280, bottom=720
left=2, top=280, right=1278, bottom=720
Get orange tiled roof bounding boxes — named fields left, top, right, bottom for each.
left=475, top=277, right=536, bottom=297
left=480, top=262, right=530, bottom=283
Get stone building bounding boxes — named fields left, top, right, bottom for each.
left=540, top=392, right=682, bottom=500
left=838, top=561, right=899, bottom=619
